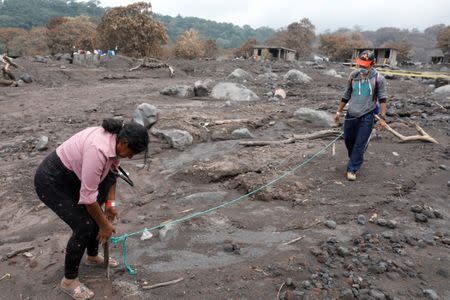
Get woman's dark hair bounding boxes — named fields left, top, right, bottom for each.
left=102, top=119, right=149, bottom=154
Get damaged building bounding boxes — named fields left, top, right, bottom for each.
left=352, top=48, right=398, bottom=67
left=252, top=45, right=296, bottom=61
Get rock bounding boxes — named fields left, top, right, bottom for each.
left=211, top=82, right=260, bottom=102
left=376, top=218, right=388, bottom=226
left=422, top=208, right=435, bottom=219
left=434, top=84, right=450, bottom=94
left=231, top=128, right=254, bottom=139
left=436, top=268, right=448, bottom=278
left=61, top=53, right=72, bottom=61
left=227, top=68, right=253, bottom=82
left=357, top=215, right=366, bottom=225
left=386, top=220, right=397, bottom=229
left=273, top=88, right=286, bottom=99
left=33, top=55, right=48, bottom=63
left=301, top=280, right=311, bottom=289
left=223, top=243, right=234, bottom=252
left=159, top=223, right=179, bottom=241
left=442, top=238, right=450, bottom=245
left=324, top=69, right=342, bottom=78
left=15, top=79, right=25, bottom=87
left=285, top=277, right=294, bottom=287
left=293, top=107, right=335, bottom=127
left=155, top=129, right=193, bottom=150
left=256, top=72, right=279, bottom=82
left=132, top=103, right=158, bottom=129
left=339, top=288, right=355, bottom=300
left=283, top=69, right=312, bottom=83
left=324, top=220, right=337, bottom=229
left=20, top=73, right=33, bottom=83
left=386, top=272, right=401, bottom=280
left=36, top=136, right=49, bottom=151
left=381, top=231, right=394, bottom=239
left=160, top=84, right=194, bottom=98
left=369, top=289, right=386, bottom=300
left=434, top=210, right=443, bottom=219
left=415, top=213, right=428, bottom=222
left=423, top=289, right=439, bottom=300
left=438, top=164, right=447, bottom=170
left=447, top=181, right=450, bottom=188
left=337, top=246, right=350, bottom=257
left=194, top=79, right=215, bottom=97
left=411, top=205, right=423, bottom=213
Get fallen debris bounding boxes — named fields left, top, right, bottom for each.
left=240, top=129, right=342, bottom=146
left=282, top=235, right=304, bottom=246
left=142, top=277, right=184, bottom=290
left=129, top=58, right=175, bottom=78
left=0, top=273, right=11, bottom=281
left=376, top=115, right=438, bottom=143
left=2, top=246, right=35, bottom=261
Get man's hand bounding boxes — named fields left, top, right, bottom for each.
left=105, top=206, right=118, bottom=222
left=375, top=116, right=386, bottom=130
left=335, top=112, right=341, bottom=125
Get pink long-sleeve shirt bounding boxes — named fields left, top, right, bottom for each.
left=56, top=126, right=119, bottom=205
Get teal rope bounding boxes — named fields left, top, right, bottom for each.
left=111, top=133, right=343, bottom=274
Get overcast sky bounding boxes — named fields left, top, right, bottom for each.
left=97, top=0, right=450, bottom=32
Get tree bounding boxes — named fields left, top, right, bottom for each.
left=46, top=16, right=97, bottom=54
left=203, top=38, right=218, bottom=58
left=97, top=2, right=168, bottom=58
left=265, top=18, right=316, bottom=58
left=233, top=38, right=257, bottom=58
left=381, top=40, right=412, bottom=63
left=319, top=29, right=372, bottom=61
left=8, top=27, right=49, bottom=56
left=436, top=25, right=450, bottom=54
left=174, top=28, right=204, bottom=59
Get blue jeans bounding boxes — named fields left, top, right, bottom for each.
left=344, top=112, right=374, bottom=173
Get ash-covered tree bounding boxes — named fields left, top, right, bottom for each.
left=174, top=28, right=204, bottom=59
left=319, top=29, right=372, bottom=61
left=0, top=28, right=28, bottom=53
left=97, top=2, right=168, bottom=58
left=8, top=27, right=49, bottom=56
left=266, top=18, right=315, bottom=59
left=436, top=25, right=450, bottom=54
left=46, top=16, right=97, bottom=54
left=233, top=38, right=257, bottom=58
left=202, top=38, right=218, bottom=58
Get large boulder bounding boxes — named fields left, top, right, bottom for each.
left=283, top=69, right=312, bottom=83
left=227, top=68, right=253, bottom=82
left=155, top=129, right=193, bottom=150
left=132, top=103, right=158, bottom=129
left=160, top=84, right=194, bottom=98
left=434, top=84, right=450, bottom=94
left=231, top=128, right=254, bottom=139
left=293, top=108, right=335, bottom=127
left=194, top=79, right=215, bottom=97
left=211, top=82, right=259, bottom=101
left=323, top=69, right=342, bottom=78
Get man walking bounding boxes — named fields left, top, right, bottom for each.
left=335, top=50, right=387, bottom=181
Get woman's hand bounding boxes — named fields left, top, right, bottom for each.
left=97, top=222, right=115, bottom=244
left=106, top=206, right=118, bottom=222
left=375, top=115, right=386, bottom=130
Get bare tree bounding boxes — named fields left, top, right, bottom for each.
left=319, top=29, right=372, bottom=61
left=97, top=2, right=168, bottom=58
left=436, top=25, right=450, bottom=54
left=234, top=38, right=257, bottom=58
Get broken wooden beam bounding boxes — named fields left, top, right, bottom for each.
left=375, top=115, right=438, bottom=144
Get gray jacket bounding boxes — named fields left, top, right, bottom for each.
left=342, top=68, right=387, bottom=117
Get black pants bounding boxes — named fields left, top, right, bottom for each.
left=34, top=151, right=116, bottom=279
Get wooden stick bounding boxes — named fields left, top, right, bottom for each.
left=276, top=282, right=285, bottom=300
left=240, top=129, right=341, bottom=146
left=283, top=235, right=304, bottom=245
left=103, top=241, right=110, bottom=279
left=142, top=277, right=185, bottom=290
left=375, top=115, right=438, bottom=144
left=0, top=273, right=11, bottom=281
left=3, top=246, right=35, bottom=261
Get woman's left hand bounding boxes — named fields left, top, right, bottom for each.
left=375, top=118, right=386, bottom=130
left=106, top=207, right=119, bottom=222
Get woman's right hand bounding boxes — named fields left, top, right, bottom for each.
left=97, top=222, right=115, bottom=244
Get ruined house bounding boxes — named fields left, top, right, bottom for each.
left=252, top=45, right=296, bottom=61
left=352, top=48, right=398, bottom=67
